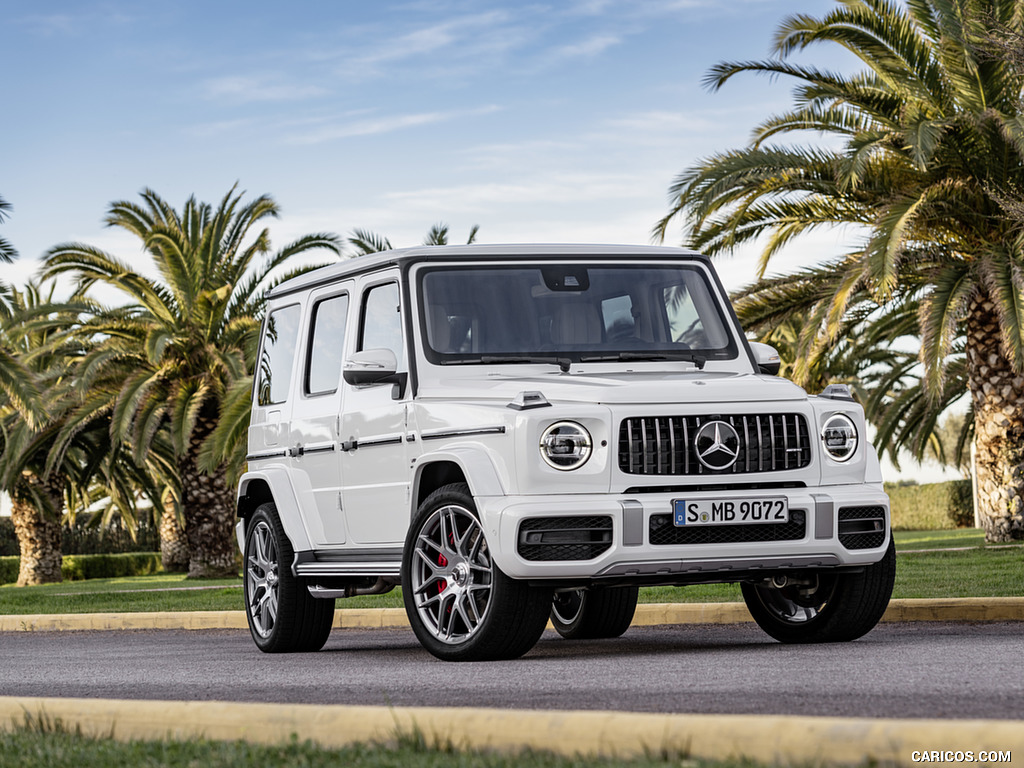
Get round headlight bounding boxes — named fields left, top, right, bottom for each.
left=821, top=414, right=858, bottom=462
left=540, top=421, right=592, bottom=470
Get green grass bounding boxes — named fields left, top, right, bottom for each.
left=0, top=574, right=243, bottom=615
left=0, top=531, right=1018, bottom=616
left=894, top=528, right=986, bottom=549
left=893, top=548, right=1024, bottom=598
left=0, top=717, right=774, bottom=768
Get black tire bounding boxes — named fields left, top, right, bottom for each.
left=551, top=586, right=639, bottom=640
left=402, top=483, right=552, bottom=661
left=741, top=538, right=896, bottom=643
left=243, top=503, right=335, bottom=653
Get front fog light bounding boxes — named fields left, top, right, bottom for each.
left=540, top=421, right=592, bottom=470
left=821, top=414, right=858, bottom=462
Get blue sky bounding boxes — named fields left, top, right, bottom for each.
left=2, top=0, right=854, bottom=284
left=0, top=0, right=957, bottom=482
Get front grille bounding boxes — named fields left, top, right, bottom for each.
left=649, top=509, right=806, bottom=545
left=838, top=506, right=886, bottom=549
left=517, top=516, right=613, bottom=561
left=618, top=413, right=812, bottom=476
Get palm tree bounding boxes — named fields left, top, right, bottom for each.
left=347, top=222, right=479, bottom=256
left=0, top=194, right=17, bottom=263
left=731, top=261, right=970, bottom=470
left=656, top=0, right=1024, bottom=542
left=43, top=186, right=343, bottom=577
left=0, top=198, right=45, bottom=424
left=0, top=283, right=114, bottom=585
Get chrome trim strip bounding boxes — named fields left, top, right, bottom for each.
left=302, top=442, right=336, bottom=455
left=597, top=554, right=842, bottom=578
left=245, top=450, right=289, bottom=461
left=355, top=435, right=404, bottom=448
left=420, top=426, right=506, bottom=441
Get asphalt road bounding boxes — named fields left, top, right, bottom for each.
left=1, top=622, right=1021, bottom=720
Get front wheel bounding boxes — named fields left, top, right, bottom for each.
left=402, top=483, right=552, bottom=661
left=551, top=586, right=639, bottom=640
left=244, top=503, right=335, bottom=653
left=741, top=539, right=896, bottom=643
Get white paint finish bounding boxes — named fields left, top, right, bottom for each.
left=244, top=245, right=888, bottom=578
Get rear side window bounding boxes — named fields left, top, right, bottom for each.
left=256, top=304, right=301, bottom=406
left=305, top=294, right=349, bottom=396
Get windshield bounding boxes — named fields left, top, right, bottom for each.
left=418, top=262, right=737, bottom=366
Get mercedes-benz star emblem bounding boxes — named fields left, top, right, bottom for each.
left=694, top=420, right=740, bottom=471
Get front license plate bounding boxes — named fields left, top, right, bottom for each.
left=673, top=498, right=789, bottom=526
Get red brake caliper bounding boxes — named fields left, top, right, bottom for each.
left=437, top=553, right=448, bottom=594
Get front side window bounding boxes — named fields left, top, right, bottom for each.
left=256, top=304, right=301, bottom=406
left=305, top=294, right=349, bottom=396
left=419, top=263, right=736, bottom=365
left=359, top=282, right=404, bottom=369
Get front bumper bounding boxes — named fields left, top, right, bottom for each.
left=477, top=484, right=890, bottom=583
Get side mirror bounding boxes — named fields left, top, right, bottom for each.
left=343, top=348, right=398, bottom=386
left=749, top=342, right=781, bottom=376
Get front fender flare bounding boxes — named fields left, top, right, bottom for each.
left=412, top=444, right=507, bottom=506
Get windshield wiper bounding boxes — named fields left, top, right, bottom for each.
left=481, top=355, right=572, bottom=373
left=578, top=351, right=707, bottom=369
left=440, top=355, right=572, bottom=373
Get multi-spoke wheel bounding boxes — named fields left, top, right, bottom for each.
left=243, top=503, right=334, bottom=653
left=741, top=538, right=896, bottom=643
left=551, top=586, right=638, bottom=640
left=402, top=483, right=552, bottom=661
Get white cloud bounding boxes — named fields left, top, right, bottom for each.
left=357, top=11, right=513, bottom=66
left=382, top=170, right=654, bottom=212
left=202, top=75, right=328, bottom=103
left=285, top=105, right=502, bottom=145
left=550, top=34, right=621, bottom=60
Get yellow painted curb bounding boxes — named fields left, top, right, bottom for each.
left=881, top=597, right=1024, bottom=623
left=632, top=601, right=754, bottom=625
left=1, top=598, right=1021, bottom=633
left=1, top=696, right=1022, bottom=766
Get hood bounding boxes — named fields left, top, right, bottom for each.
left=417, top=368, right=809, bottom=406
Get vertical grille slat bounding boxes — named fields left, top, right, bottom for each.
left=782, top=415, right=790, bottom=470
left=682, top=417, right=690, bottom=474
left=618, top=413, right=812, bottom=476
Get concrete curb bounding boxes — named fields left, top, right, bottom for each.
left=1, top=695, right=1022, bottom=766
left=1, top=598, right=1022, bottom=632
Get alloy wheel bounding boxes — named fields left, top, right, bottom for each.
left=409, top=503, right=493, bottom=644
left=245, top=520, right=279, bottom=639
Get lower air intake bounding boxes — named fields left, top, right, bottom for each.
left=517, top=516, right=613, bottom=561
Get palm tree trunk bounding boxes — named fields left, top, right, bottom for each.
left=159, top=491, right=190, bottom=573
left=11, top=473, right=65, bottom=586
left=179, top=418, right=239, bottom=578
left=966, top=294, right=1024, bottom=542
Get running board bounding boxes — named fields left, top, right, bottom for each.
left=292, top=547, right=402, bottom=579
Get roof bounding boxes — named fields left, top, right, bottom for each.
left=267, top=243, right=708, bottom=299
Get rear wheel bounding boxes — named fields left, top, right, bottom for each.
left=551, top=586, right=639, bottom=640
left=244, top=503, right=335, bottom=653
left=403, top=483, right=552, bottom=661
left=741, top=539, right=896, bottom=643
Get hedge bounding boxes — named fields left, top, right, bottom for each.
left=0, top=518, right=17, bottom=556
left=0, top=553, right=162, bottom=586
left=0, top=516, right=160, bottom=557
left=886, top=479, right=975, bottom=530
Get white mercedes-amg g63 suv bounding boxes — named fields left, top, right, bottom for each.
left=237, top=244, right=894, bottom=661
